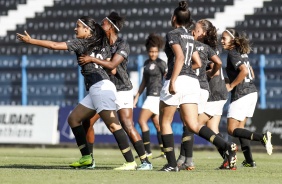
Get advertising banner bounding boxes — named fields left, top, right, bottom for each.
left=0, top=106, right=59, bottom=144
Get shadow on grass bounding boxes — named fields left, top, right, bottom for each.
left=0, top=165, right=116, bottom=170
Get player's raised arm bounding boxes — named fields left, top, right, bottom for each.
left=17, top=30, right=68, bottom=50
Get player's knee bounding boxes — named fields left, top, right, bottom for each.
left=67, top=114, right=77, bottom=127
left=227, top=127, right=234, bottom=135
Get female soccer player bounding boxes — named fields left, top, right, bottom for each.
left=222, top=28, right=273, bottom=166
left=17, top=16, right=136, bottom=170
left=78, top=12, right=152, bottom=170
left=133, top=33, right=167, bottom=158
left=159, top=1, right=237, bottom=172
left=176, top=19, right=223, bottom=170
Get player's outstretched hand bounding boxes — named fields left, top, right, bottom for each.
left=17, top=31, right=31, bottom=43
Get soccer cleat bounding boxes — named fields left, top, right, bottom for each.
left=137, top=161, right=153, bottom=171
left=80, top=154, right=96, bottom=169
left=218, top=158, right=237, bottom=170
left=113, top=161, right=137, bottom=171
left=178, top=162, right=195, bottom=171
left=159, top=164, right=179, bottom=172
left=261, top=131, right=273, bottom=155
left=241, top=160, right=256, bottom=168
left=69, top=155, right=92, bottom=168
left=218, top=158, right=230, bottom=170
left=224, top=143, right=237, bottom=170
left=185, top=161, right=195, bottom=171
left=81, top=158, right=96, bottom=169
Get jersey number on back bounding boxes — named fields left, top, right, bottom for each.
left=184, top=43, right=194, bottom=66
left=244, top=61, right=253, bottom=83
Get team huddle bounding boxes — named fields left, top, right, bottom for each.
left=16, top=1, right=273, bottom=172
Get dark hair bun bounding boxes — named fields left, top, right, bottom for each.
left=179, top=1, right=188, bottom=10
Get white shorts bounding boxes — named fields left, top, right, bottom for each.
left=160, top=75, right=200, bottom=106
left=80, top=80, right=117, bottom=113
left=116, top=90, right=133, bottom=110
left=205, top=100, right=228, bottom=116
left=142, top=96, right=160, bottom=115
left=198, top=89, right=209, bottom=114
left=227, top=92, right=258, bottom=121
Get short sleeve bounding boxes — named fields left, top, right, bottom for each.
left=229, top=50, right=244, bottom=70
left=167, top=32, right=181, bottom=46
left=158, top=60, right=168, bottom=75
left=65, top=39, right=86, bottom=55
left=207, top=46, right=216, bottom=60
left=116, top=40, right=130, bottom=59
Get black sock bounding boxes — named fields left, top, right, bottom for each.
left=157, top=131, right=164, bottom=152
left=162, top=133, right=177, bottom=167
left=179, top=143, right=185, bottom=157
left=71, top=125, right=90, bottom=156
left=198, top=126, right=227, bottom=150
left=87, top=142, right=94, bottom=155
left=181, top=126, right=194, bottom=157
left=179, top=127, right=186, bottom=156
left=142, top=131, right=151, bottom=154
left=233, top=128, right=263, bottom=141
left=133, top=140, right=151, bottom=164
left=239, top=138, right=253, bottom=163
left=184, top=128, right=194, bottom=157
left=217, top=133, right=225, bottom=159
left=113, top=129, right=134, bottom=162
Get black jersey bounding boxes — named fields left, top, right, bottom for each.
left=164, top=27, right=197, bottom=80
left=207, top=64, right=228, bottom=101
left=225, top=49, right=257, bottom=102
left=194, top=40, right=216, bottom=92
left=66, top=38, right=110, bottom=90
left=109, top=37, right=133, bottom=91
left=143, top=58, right=167, bottom=96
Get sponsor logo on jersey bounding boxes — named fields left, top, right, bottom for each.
left=181, top=35, right=194, bottom=39
left=241, top=54, right=248, bottom=58
left=149, top=63, right=156, bottom=70
left=196, top=46, right=204, bottom=51
left=235, top=61, right=242, bottom=67
left=120, top=50, right=128, bottom=57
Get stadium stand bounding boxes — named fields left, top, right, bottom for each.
left=0, top=0, right=27, bottom=16
left=234, top=0, right=282, bottom=54
left=0, top=0, right=281, bottom=108
left=1, top=0, right=235, bottom=55
left=0, top=56, right=22, bottom=105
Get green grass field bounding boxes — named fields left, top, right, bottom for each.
left=0, top=147, right=281, bottom=184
